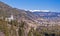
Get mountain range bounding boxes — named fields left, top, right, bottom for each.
left=0, top=1, right=60, bottom=27
left=0, top=1, right=60, bottom=36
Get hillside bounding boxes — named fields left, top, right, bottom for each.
left=0, top=1, right=60, bottom=36
left=0, top=1, right=39, bottom=36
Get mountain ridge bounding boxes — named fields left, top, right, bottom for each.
left=0, top=1, right=60, bottom=36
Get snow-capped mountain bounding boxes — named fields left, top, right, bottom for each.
left=29, top=10, right=50, bottom=12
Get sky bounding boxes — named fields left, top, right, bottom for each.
left=0, top=0, right=60, bottom=12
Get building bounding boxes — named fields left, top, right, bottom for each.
left=5, top=15, right=14, bottom=21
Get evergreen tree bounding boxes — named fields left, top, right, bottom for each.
left=18, top=21, right=25, bottom=36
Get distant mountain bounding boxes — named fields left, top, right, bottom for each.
left=29, top=10, right=50, bottom=12
left=32, top=12, right=60, bottom=19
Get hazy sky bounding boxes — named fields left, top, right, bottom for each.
left=0, top=0, right=60, bottom=12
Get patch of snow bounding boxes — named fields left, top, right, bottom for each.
left=29, top=10, right=50, bottom=12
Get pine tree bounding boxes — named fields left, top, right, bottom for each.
left=18, top=21, right=25, bottom=36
